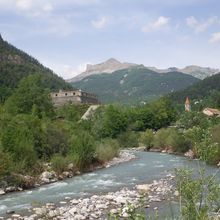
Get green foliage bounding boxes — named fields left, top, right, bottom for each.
left=56, top=104, right=89, bottom=122
left=99, top=105, right=128, bottom=138
left=170, top=72, right=220, bottom=105
left=153, top=128, right=171, bottom=149
left=176, top=168, right=220, bottom=220
left=51, top=154, right=71, bottom=175
left=176, top=112, right=210, bottom=130
left=70, top=132, right=95, bottom=169
left=41, top=121, right=70, bottom=159
left=95, top=139, right=119, bottom=163
left=117, top=131, right=139, bottom=148
left=0, top=151, right=11, bottom=178
left=72, top=67, right=199, bottom=105
left=139, top=129, right=154, bottom=150
left=166, top=129, right=191, bottom=153
left=1, top=115, right=38, bottom=172
left=4, top=74, right=54, bottom=117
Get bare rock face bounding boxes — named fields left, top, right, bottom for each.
left=68, top=58, right=137, bottom=82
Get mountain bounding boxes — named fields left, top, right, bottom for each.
left=147, top=65, right=219, bottom=79
left=69, top=58, right=219, bottom=83
left=0, top=34, right=72, bottom=102
left=169, top=72, right=220, bottom=103
left=71, top=66, right=200, bottom=104
left=68, top=58, right=137, bottom=82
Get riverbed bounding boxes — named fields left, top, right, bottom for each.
left=0, top=151, right=219, bottom=218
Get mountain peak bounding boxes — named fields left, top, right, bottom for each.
left=105, top=58, right=121, bottom=64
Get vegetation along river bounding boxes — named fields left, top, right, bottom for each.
left=0, top=151, right=219, bottom=216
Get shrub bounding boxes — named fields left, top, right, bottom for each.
left=70, top=132, right=95, bottom=169
left=95, top=139, right=119, bottom=163
left=0, top=151, right=11, bottom=178
left=117, top=131, right=139, bottom=148
left=51, top=154, right=71, bottom=175
left=139, top=129, right=154, bottom=150
left=176, top=168, right=220, bottom=220
left=153, top=128, right=171, bottom=149
left=166, top=130, right=191, bottom=153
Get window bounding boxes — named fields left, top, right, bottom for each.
left=73, top=92, right=75, bottom=95
left=65, top=93, right=67, bottom=96
left=55, top=94, right=58, bottom=96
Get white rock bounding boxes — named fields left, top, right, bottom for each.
left=136, top=184, right=151, bottom=193
left=0, top=189, right=5, bottom=195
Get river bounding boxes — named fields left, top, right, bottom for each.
left=0, top=151, right=219, bottom=217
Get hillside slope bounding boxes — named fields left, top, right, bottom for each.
left=72, top=66, right=200, bottom=104
left=0, top=34, right=72, bottom=102
left=169, top=72, right=220, bottom=103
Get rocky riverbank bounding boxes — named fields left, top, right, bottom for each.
left=0, top=150, right=136, bottom=197
left=2, top=174, right=177, bottom=220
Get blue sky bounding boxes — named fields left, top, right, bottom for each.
left=1, top=0, right=220, bottom=79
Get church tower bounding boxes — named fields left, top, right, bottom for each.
left=185, top=97, right=191, bottom=112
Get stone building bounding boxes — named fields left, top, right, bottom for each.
left=51, top=89, right=99, bottom=107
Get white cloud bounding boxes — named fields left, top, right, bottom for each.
left=186, top=16, right=218, bottom=33
left=91, top=17, right=108, bottom=29
left=0, top=0, right=53, bottom=16
left=142, top=16, right=170, bottom=33
left=50, top=63, right=90, bottom=79
left=209, top=32, right=220, bottom=44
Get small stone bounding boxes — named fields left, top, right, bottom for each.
left=12, top=214, right=21, bottom=218
left=6, top=210, right=15, bottom=214
left=174, top=190, right=179, bottom=197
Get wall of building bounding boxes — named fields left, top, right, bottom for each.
left=51, top=90, right=99, bottom=107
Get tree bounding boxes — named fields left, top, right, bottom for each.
left=4, top=74, right=54, bottom=118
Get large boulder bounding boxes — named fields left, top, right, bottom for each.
left=39, top=171, right=57, bottom=184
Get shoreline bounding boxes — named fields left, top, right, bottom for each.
left=3, top=174, right=178, bottom=220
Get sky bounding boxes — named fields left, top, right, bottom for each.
left=1, top=0, right=220, bottom=79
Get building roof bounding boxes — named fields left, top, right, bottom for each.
left=203, top=107, right=220, bottom=117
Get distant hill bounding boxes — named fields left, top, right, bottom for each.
left=0, top=34, right=72, bottom=102
left=147, top=65, right=219, bottom=80
left=169, top=72, right=220, bottom=103
left=71, top=66, right=200, bottom=104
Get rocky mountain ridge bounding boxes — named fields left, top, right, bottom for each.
left=68, top=58, right=219, bottom=82
left=68, top=58, right=137, bottom=82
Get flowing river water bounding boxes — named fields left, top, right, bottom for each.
left=0, top=151, right=219, bottom=217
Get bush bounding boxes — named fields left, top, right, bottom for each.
left=70, top=132, right=95, bottom=169
left=139, top=129, right=154, bottom=150
left=153, top=128, right=171, bottom=149
left=176, top=168, right=220, bottom=220
left=167, top=130, right=191, bottom=153
left=117, top=131, right=139, bottom=148
left=95, top=139, right=119, bottom=163
left=0, top=151, right=11, bottom=178
left=51, top=154, right=71, bottom=175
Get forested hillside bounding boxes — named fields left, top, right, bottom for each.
left=72, top=66, right=200, bottom=104
left=169, top=72, right=220, bottom=107
left=0, top=35, right=72, bottom=102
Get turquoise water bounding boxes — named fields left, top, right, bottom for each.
left=0, top=152, right=219, bottom=215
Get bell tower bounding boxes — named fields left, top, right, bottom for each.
left=185, top=97, right=191, bottom=112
